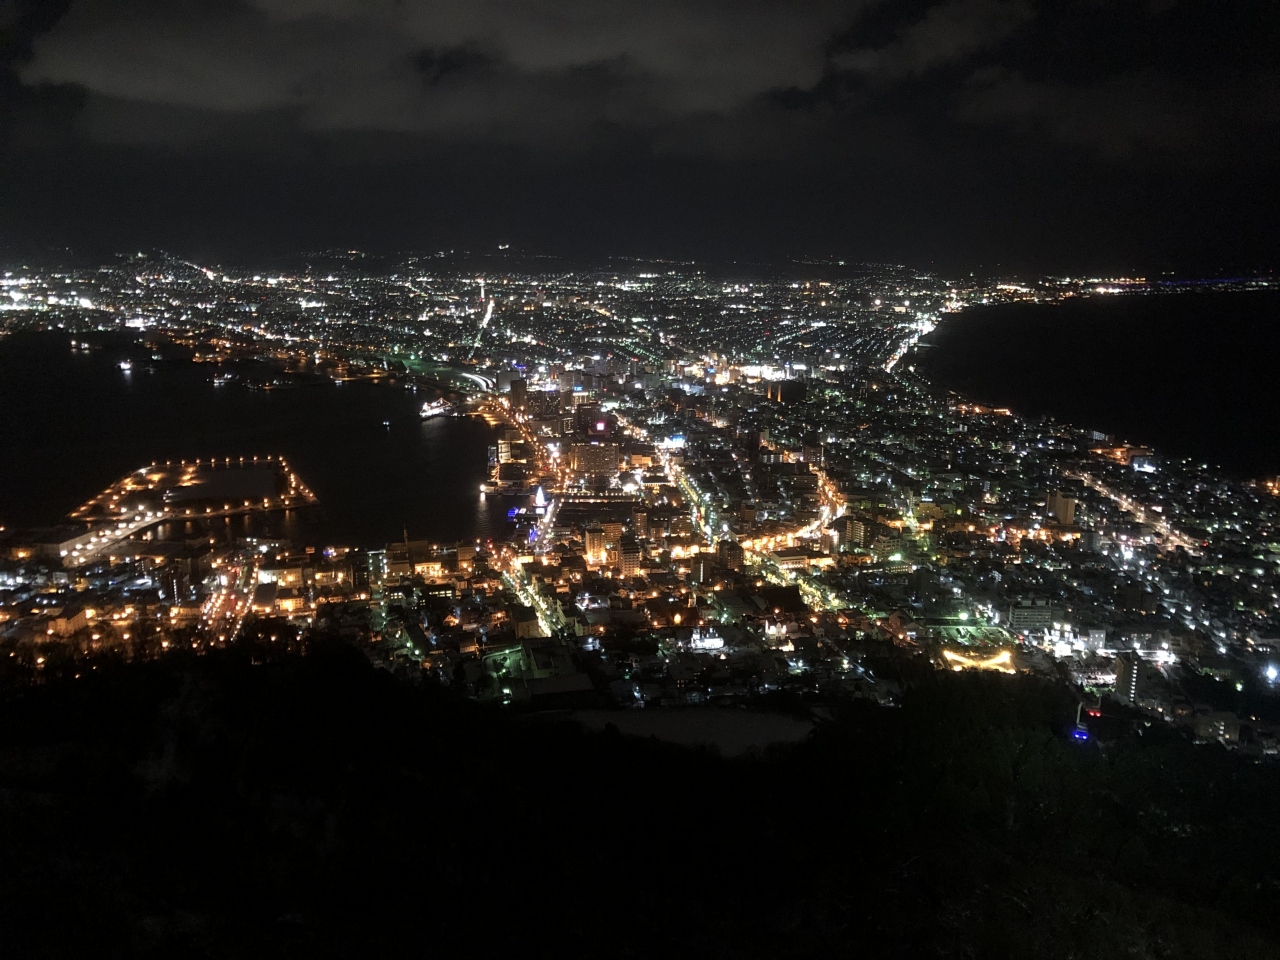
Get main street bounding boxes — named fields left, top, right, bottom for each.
left=200, top=553, right=259, bottom=643
left=1068, top=470, right=1201, bottom=554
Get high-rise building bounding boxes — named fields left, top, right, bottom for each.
left=584, top=525, right=606, bottom=566
left=690, top=554, right=714, bottom=584
left=1046, top=490, right=1077, bottom=525
left=842, top=518, right=868, bottom=549
left=619, top=537, right=642, bottom=577
left=509, top=378, right=528, bottom=411
left=1114, top=652, right=1162, bottom=704
left=1006, top=599, right=1053, bottom=633
left=570, top=441, right=620, bottom=477
left=717, top=538, right=744, bottom=572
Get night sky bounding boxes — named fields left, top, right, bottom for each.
left=3, top=0, right=1278, bottom=272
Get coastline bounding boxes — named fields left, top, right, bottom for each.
left=910, top=288, right=1280, bottom=478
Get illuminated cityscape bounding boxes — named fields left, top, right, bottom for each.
left=4, top=0, right=1280, bottom=954
left=2, top=256, right=1278, bottom=745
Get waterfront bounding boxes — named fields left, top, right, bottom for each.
left=0, top=331, right=505, bottom=546
left=916, top=290, right=1280, bottom=476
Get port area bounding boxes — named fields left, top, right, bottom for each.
left=58, top=456, right=316, bottom=566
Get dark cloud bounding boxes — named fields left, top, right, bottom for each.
left=412, top=46, right=494, bottom=88
left=14, top=0, right=856, bottom=141
left=831, top=0, right=1036, bottom=81
left=954, top=66, right=1280, bottom=162
left=1, top=0, right=1278, bottom=271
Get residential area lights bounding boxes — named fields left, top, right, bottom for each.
left=3, top=257, right=1278, bottom=747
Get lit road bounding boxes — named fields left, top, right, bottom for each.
left=466, top=299, right=496, bottom=360
left=746, top=550, right=847, bottom=613
left=62, top=509, right=174, bottom=566
left=501, top=567, right=564, bottom=637
left=658, top=435, right=848, bottom=612
left=200, top=556, right=258, bottom=642
left=66, top=499, right=314, bottom=567
left=1068, top=470, right=1201, bottom=554
left=65, top=458, right=318, bottom=567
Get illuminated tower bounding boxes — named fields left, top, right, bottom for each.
left=585, top=525, right=606, bottom=566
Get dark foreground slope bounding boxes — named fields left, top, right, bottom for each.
left=1, top=641, right=1278, bottom=959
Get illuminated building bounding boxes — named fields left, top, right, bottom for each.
left=772, top=548, right=810, bottom=571
left=1046, top=490, right=1077, bottom=525
left=570, top=441, right=620, bottom=477
left=585, top=525, right=606, bottom=566
left=619, top=537, right=642, bottom=577
left=840, top=517, right=868, bottom=549
left=1114, top=653, right=1163, bottom=704
left=1006, top=599, right=1054, bottom=634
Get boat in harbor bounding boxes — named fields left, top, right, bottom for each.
left=421, top=398, right=452, bottom=419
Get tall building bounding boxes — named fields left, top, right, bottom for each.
left=1006, top=599, right=1053, bottom=634
left=1046, top=489, right=1077, bottom=525
left=717, top=538, right=744, bottom=572
left=690, top=554, right=714, bottom=584
left=619, top=537, right=642, bottom=577
left=1115, top=653, right=1140, bottom=703
left=585, top=525, right=606, bottom=566
left=1114, top=652, right=1162, bottom=704
left=509, top=378, right=528, bottom=411
left=570, top=441, right=620, bottom=477
left=842, top=517, right=868, bottom=549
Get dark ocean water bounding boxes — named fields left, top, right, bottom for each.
left=915, top=290, right=1280, bottom=477
left=0, top=331, right=506, bottom=547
